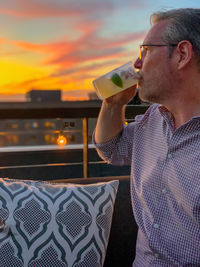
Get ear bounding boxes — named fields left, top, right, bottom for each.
left=176, top=40, right=193, bottom=70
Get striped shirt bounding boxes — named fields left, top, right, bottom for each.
left=94, top=104, right=200, bottom=266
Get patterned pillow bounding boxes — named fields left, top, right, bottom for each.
left=0, top=178, right=119, bottom=267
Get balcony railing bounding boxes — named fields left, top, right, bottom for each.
left=0, top=101, right=149, bottom=179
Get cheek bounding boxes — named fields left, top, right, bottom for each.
left=143, top=57, right=170, bottom=79
left=142, top=59, right=159, bottom=78
left=142, top=56, right=151, bottom=70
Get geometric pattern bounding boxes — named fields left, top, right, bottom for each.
left=0, top=178, right=119, bottom=267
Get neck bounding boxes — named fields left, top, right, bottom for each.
left=164, top=90, right=200, bottom=130
left=160, top=66, right=200, bottom=129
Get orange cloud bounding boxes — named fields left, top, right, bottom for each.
left=45, top=30, right=145, bottom=68
left=7, top=20, right=145, bottom=84
left=2, top=1, right=145, bottom=71
left=0, top=1, right=146, bottom=100
left=11, top=40, right=72, bottom=54
left=0, top=38, right=5, bottom=44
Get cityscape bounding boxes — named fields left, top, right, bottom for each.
left=0, top=89, right=138, bottom=179
left=0, top=89, right=142, bottom=149
left=0, top=89, right=98, bottom=149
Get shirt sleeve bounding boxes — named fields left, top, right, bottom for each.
left=93, top=122, right=137, bottom=166
left=92, top=104, right=156, bottom=166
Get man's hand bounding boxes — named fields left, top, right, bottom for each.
left=95, top=84, right=137, bottom=144
left=105, top=84, right=137, bottom=106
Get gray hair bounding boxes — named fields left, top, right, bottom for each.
left=150, top=8, right=200, bottom=63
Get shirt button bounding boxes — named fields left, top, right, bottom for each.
left=154, top=253, right=159, bottom=258
left=167, top=153, right=172, bottom=159
left=162, top=188, right=167, bottom=194
left=154, top=223, right=159, bottom=229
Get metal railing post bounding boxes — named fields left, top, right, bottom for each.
left=82, top=117, right=89, bottom=178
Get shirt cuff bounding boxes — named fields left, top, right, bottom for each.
left=92, top=128, right=122, bottom=152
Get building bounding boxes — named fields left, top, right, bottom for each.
left=26, top=90, right=62, bottom=103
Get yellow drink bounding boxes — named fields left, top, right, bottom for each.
left=93, top=61, right=137, bottom=99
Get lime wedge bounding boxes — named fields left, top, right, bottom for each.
left=111, top=73, right=123, bottom=88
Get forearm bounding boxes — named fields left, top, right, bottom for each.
left=95, top=100, right=126, bottom=143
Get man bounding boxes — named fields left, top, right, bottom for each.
left=93, top=8, right=200, bottom=266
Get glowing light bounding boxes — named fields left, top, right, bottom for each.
left=57, top=135, right=67, bottom=146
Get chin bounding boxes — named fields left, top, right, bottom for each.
left=138, top=89, right=149, bottom=102
left=139, top=87, right=158, bottom=103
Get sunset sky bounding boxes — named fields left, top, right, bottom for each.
left=0, top=0, right=199, bottom=101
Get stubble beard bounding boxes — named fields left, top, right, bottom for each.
left=138, top=77, right=172, bottom=104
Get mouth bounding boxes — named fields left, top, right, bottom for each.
left=135, top=70, right=142, bottom=79
left=136, top=72, right=143, bottom=87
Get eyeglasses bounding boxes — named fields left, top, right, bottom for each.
left=139, top=44, right=178, bottom=60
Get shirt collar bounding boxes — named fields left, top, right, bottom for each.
left=158, top=105, right=200, bottom=121
left=158, top=105, right=174, bottom=122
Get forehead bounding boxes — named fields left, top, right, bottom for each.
left=143, top=20, right=170, bottom=44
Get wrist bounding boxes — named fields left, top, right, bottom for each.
left=102, top=99, right=125, bottom=110
left=102, top=100, right=126, bottom=121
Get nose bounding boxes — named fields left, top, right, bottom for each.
left=134, top=57, right=142, bottom=69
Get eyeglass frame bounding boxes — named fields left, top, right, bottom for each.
left=139, top=44, right=178, bottom=60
